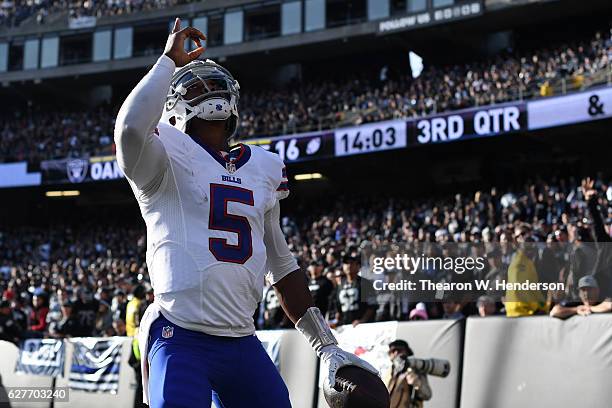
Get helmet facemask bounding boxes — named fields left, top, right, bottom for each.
left=163, top=59, right=240, bottom=139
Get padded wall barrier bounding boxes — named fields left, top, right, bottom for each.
left=396, top=319, right=464, bottom=408
left=460, top=315, right=612, bottom=408
left=0, top=341, right=53, bottom=408
left=3, top=314, right=612, bottom=408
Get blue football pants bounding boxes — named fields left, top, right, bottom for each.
left=147, top=314, right=291, bottom=408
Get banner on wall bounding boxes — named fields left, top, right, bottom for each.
left=41, top=156, right=124, bottom=185
left=3, top=85, right=606, bottom=189
left=68, top=337, right=123, bottom=393
left=317, top=321, right=398, bottom=386
left=527, top=86, right=612, bottom=130
left=377, top=1, right=483, bottom=34
left=68, top=16, right=97, bottom=29
left=15, top=338, right=65, bottom=377
left=407, top=101, right=528, bottom=146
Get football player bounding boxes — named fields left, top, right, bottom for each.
left=114, top=18, right=377, bottom=408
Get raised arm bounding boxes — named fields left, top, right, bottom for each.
left=114, top=56, right=172, bottom=192
left=582, top=178, right=611, bottom=243
left=114, top=18, right=206, bottom=193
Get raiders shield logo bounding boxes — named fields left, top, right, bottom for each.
left=161, top=326, right=174, bottom=339
left=66, top=158, right=89, bottom=183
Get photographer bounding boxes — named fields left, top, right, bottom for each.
left=386, top=340, right=432, bottom=408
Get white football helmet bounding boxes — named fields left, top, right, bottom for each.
left=163, top=59, right=240, bottom=138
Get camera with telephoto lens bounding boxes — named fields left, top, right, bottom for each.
left=393, top=355, right=451, bottom=378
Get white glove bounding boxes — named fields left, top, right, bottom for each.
left=319, top=344, right=379, bottom=388
left=295, top=307, right=380, bottom=388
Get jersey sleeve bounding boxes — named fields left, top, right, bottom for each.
left=257, top=146, right=289, bottom=212
left=275, top=160, right=289, bottom=201
left=264, top=199, right=299, bottom=284
left=115, top=55, right=174, bottom=195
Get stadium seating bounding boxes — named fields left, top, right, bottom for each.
left=0, top=176, right=608, bottom=333
left=0, top=0, right=196, bottom=28
left=1, top=26, right=610, bottom=164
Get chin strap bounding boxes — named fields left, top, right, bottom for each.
left=295, top=307, right=337, bottom=355
left=180, top=98, right=233, bottom=123
left=183, top=103, right=207, bottom=123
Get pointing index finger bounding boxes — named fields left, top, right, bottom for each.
left=171, top=18, right=180, bottom=34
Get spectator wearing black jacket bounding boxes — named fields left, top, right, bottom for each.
left=0, top=300, right=22, bottom=344
left=307, top=261, right=334, bottom=318
left=52, top=301, right=84, bottom=338
left=583, top=178, right=612, bottom=298
left=262, top=283, right=291, bottom=329
left=333, top=255, right=377, bottom=327
left=10, top=297, right=28, bottom=335
left=565, top=227, right=596, bottom=299
left=72, top=288, right=99, bottom=337
left=112, top=289, right=128, bottom=322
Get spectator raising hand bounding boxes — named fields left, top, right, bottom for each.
left=582, top=177, right=597, bottom=201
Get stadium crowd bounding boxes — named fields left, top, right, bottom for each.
left=1, top=176, right=612, bottom=343
left=1, top=26, right=610, bottom=164
left=0, top=107, right=115, bottom=164
left=239, top=27, right=611, bottom=137
left=0, top=0, right=195, bottom=28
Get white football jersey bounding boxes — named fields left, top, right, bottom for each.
left=131, top=122, right=288, bottom=337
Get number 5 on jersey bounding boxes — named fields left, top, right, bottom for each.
left=208, top=184, right=254, bottom=264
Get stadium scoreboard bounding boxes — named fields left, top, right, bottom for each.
left=335, top=121, right=407, bottom=157
left=247, top=120, right=407, bottom=163
left=2, top=86, right=608, bottom=189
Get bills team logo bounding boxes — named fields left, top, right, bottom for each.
left=66, top=158, right=89, bottom=183
left=161, top=326, right=174, bottom=339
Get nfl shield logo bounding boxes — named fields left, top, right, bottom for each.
left=226, top=162, right=236, bottom=174
left=161, top=326, right=174, bottom=339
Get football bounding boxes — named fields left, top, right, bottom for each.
left=323, top=366, right=390, bottom=408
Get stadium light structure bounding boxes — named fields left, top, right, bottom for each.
left=45, top=190, right=80, bottom=197
left=294, top=173, right=323, bottom=181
